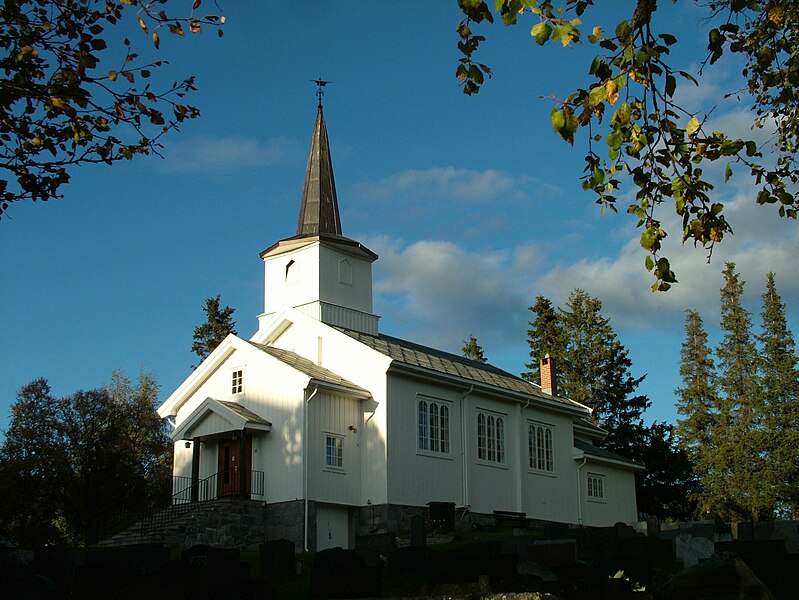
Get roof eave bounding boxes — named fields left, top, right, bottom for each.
left=389, top=361, right=588, bottom=417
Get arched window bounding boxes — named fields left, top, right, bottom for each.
left=418, top=399, right=450, bottom=455
left=477, top=411, right=506, bottom=464
left=528, top=422, right=555, bottom=472
left=418, top=400, right=428, bottom=451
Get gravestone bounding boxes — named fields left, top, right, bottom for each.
left=410, top=514, right=426, bottom=547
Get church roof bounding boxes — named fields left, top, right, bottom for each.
left=248, top=341, right=370, bottom=397
left=296, top=105, right=341, bottom=237
left=573, top=439, right=645, bottom=470
left=337, top=328, right=587, bottom=413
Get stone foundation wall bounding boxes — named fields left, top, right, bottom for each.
left=160, top=498, right=269, bottom=551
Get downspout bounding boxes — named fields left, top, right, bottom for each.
left=303, top=385, right=320, bottom=552
left=576, top=456, right=588, bottom=525
left=460, top=385, right=474, bottom=509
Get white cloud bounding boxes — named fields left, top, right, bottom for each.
left=159, top=135, right=300, bottom=173
left=355, top=167, right=533, bottom=205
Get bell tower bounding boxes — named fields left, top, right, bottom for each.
left=258, top=91, right=379, bottom=335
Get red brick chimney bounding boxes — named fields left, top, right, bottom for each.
left=540, top=354, right=557, bottom=396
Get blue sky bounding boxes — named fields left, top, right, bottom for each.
left=1, top=2, right=797, bottom=433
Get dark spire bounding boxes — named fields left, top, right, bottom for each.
left=297, top=85, right=341, bottom=236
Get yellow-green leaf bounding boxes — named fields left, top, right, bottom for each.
left=686, top=116, right=701, bottom=135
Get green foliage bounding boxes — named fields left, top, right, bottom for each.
left=0, top=0, right=224, bottom=217
left=715, top=262, right=770, bottom=520
left=191, top=293, right=237, bottom=364
left=0, top=378, right=68, bottom=546
left=524, top=288, right=693, bottom=518
left=629, top=421, right=699, bottom=520
left=522, top=295, right=565, bottom=382
left=756, top=272, right=799, bottom=517
left=676, top=264, right=799, bottom=521
left=675, top=309, right=719, bottom=509
left=558, top=290, right=650, bottom=450
left=455, top=0, right=799, bottom=291
left=0, top=370, right=171, bottom=547
left=461, top=333, right=487, bottom=362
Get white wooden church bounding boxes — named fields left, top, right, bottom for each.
left=157, top=100, right=643, bottom=552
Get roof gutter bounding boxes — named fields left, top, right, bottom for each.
left=389, top=362, right=588, bottom=417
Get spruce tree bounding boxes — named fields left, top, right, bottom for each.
left=757, top=273, right=799, bottom=517
left=675, top=309, right=720, bottom=514
left=522, top=295, right=565, bottom=382
left=558, top=290, right=649, bottom=452
left=716, top=262, right=770, bottom=520
left=192, top=294, right=237, bottom=364
left=461, top=334, right=487, bottom=363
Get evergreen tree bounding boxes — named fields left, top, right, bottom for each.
left=757, top=273, right=799, bottom=517
left=675, top=309, right=719, bottom=514
left=192, top=294, right=237, bottom=364
left=522, top=295, right=564, bottom=381
left=716, top=262, right=770, bottom=520
left=523, top=289, right=695, bottom=518
left=462, top=334, right=487, bottom=363
left=630, top=421, right=699, bottom=520
left=558, top=290, right=650, bottom=452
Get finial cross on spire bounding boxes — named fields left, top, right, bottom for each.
left=311, top=77, right=331, bottom=108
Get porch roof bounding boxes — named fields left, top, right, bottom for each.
left=172, top=397, right=273, bottom=441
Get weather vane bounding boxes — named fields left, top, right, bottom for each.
left=311, top=77, right=331, bottom=108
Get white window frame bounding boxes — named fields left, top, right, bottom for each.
left=231, top=368, right=244, bottom=396
left=587, top=473, right=605, bottom=502
left=528, top=421, right=555, bottom=474
left=476, top=409, right=506, bottom=466
left=417, top=398, right=451, bottom=457
left=324, top=433, right=344, bottom=470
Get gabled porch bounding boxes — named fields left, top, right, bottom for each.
left=171, top=397, right=272, bottom=503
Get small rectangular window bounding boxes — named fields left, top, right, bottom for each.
left=231, top=369, right=244, bottom=395
left=587, top=473, right=605, bottom=500
left=325, top=434, right=343, bottom=469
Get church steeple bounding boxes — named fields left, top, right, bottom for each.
left=257, top=98, right=380, bottom=337
left=296, top=105, right=342, bottom=236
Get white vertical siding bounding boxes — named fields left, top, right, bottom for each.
left=580, top=467, right=638, bottom=526
left=307, top=391, right=362, bottom=505
left=385, top=374, right=464, bottom=507
left=519, top=411, right=580, bottom=523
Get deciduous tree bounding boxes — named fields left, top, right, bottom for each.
left=0, top=378, right=68, bottom=547
left=0, top=0, right=224, bottom=217
left=456, top=0, right=798, bottom=290
left=0, top=370, right=171, bottom=547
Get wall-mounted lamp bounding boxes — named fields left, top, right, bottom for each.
left=348, top=425, right=358, bottom=433
left=185, top=441, right=191, bottom=448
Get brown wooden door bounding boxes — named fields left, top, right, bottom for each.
left=217, top=436, right=252, bottom=497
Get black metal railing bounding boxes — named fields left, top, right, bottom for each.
left=140, top=470, right=264, bottom=535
